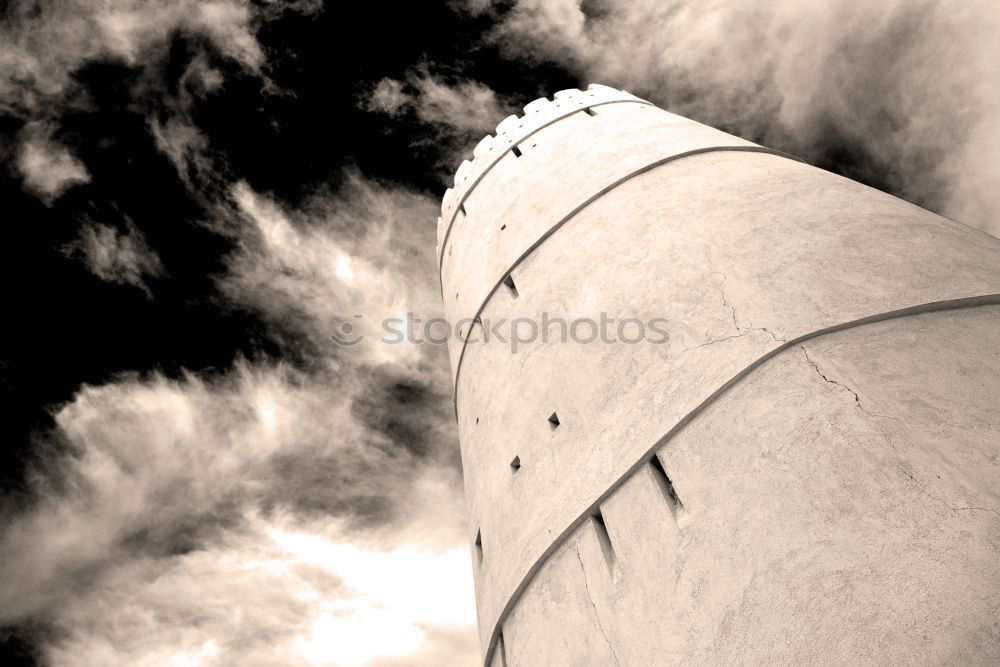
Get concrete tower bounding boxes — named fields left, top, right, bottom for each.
left=437, top=84, right=1000, bottom=666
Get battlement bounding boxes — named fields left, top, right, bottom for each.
left=435, top=84, right=648, bottom=260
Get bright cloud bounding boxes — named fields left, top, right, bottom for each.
left=275, top=530, right=476, bottom=666
left=16, top=131, right=90, bottom=203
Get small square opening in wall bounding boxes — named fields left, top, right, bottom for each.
left=500, top=224, right=506, bottom=231
left=511, top=145, right=522, bottom=158
left=503, top=274, right=519, bottom=298
left=510, top=455, right=521, bottom=471
left=548, top=412, right=560, bottom=430
left=583, top=106, right=598, bottom=116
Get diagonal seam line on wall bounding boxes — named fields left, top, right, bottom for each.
left=477, top=293, right=1000, bottom=667
left=437, top=97, right=656, bottom=268
left=448, top=145, right=807, bottom=417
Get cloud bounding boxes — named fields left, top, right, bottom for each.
left=146, top=51, right=229, bottom=192
left=476, top=0, right=1000, bottom=237
left=0, top=0, right=267, bottom=111
left=222, top=171, right=451, bottom=372
left=364, top=72, right=512, bottom=134
left=366, top=78, right=410, bottom=116
left=362, top=70, right=517, bottom=174
left=15, top=127, right=90, bottom=203
left=38, top=515, right=476, bottom=666
left=0, top=172, right=473, bottom=665
left=407, top=74, right=513, bottom=136
left=0, top=361, right=472, bottom=665
left=1, top=0, right=313, bottom=204
left=62, top=220, right=165, bottom=296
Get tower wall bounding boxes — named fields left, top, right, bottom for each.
left=438, top=85, right=1000, bottom=665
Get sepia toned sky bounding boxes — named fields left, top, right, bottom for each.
left=1, top=1, right=998, bottom=665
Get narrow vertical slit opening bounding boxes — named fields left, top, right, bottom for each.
left=459, top=203, right=466, bottom=216
left=510, top=455, right=521, bottom=472
left=503, top=274, right=519, bottom=298
left=511, top=145, right=522, bottom=158
left=547, top=412, right=560, bottom=430
left=583, top=106, right=597, bottom=116
left=474, top=528, right=483, bottom=564
left=591, top=510, right=616, bottom=572
left=649, top=452, right=683, bottom=510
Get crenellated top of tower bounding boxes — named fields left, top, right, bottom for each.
left=435, top=84, right=649, bottom=260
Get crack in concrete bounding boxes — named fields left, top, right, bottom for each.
left=717, top=271, right=741, bottom=333
left=799, top=346, right=903, bottom=423
left=682, top=325, right=787, bottom=352
left=895, top=465, right=1000, bottom=517
left=574, top=545, right=622, bottom=667
left=800, top=347, right=997, bottom=517
left=800, top=346, right=863, bottom=408
left=952, top=506, right=1000, bottom=516
left=683, top=329, right=753, bottom=351
left=703, top=251, right=742, bottom=335
left=752, top=325, right=787, bottom=344
left=691, top=252, right=788, bottom=351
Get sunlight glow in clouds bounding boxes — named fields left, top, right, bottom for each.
left=294, top=609, right=425, bottom=666
left=271, top=529, right=476, bottom=665
left=336, top=254, right=355, bottom=280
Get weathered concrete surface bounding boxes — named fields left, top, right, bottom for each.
left=500, top=306, right=1000, bottom=665
left=439, top=102, right=762, bottom=374
left=438, top=85, right=1000, bottom=664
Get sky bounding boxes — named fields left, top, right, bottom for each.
left=1, top=1, right=998, bottom=665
